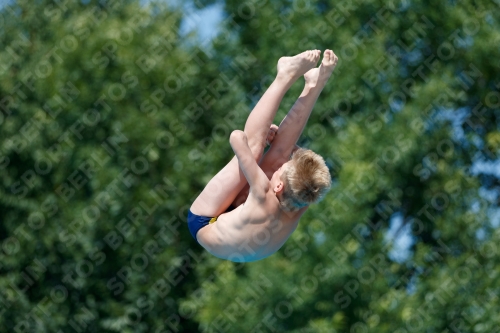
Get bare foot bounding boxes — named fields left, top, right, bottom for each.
left=304, top=49, right=338, bottom=88
left=266, top=124, right=279, bottom=146
left=277, top=50, right=321, bottom=82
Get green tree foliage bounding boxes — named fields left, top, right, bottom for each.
left=1, top=0, right=499, bottom=332
left=184, top=0, right=500, bottom=332
left=0, top=0, right=247, bottom=331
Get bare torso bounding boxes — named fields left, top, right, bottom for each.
left=196, top=191, right=307, bottom=262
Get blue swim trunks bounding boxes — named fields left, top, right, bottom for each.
left=187, top=205, right=236, bottom=241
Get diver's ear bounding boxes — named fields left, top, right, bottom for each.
left=274, top=181, right=284, bottom=194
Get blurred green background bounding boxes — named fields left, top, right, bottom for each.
left=1, top=0, right=499, bottom=332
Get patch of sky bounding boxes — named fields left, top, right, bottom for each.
left=0, top=0, right=18, bottom=16
left=313, top=231, right=326, bottom=246
left=178, top=1, right=224, bottom=46
left=475, top=228, right=487, bottom=241
left=471, top=158, right=500, bottom=178
left=0, top=0, right=14, bottom=9
left=389, top=94, right=405, bottom=112
left=384, top=212, right=414, bottom=263
left=472, top=159, right=500, bottom=228
left=405, top=273, right=418, bottom=295
left=490, top=209, right=500, bottom=228
left=406, top=50, right=422, bottom=66
left=436, top=108, right=500, bottom=228
left=436, top=108, right=468, bottom=142
left=139, top=0, right=225, bottom=47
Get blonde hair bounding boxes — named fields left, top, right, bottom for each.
left=280, top=148, right=332, bottom=212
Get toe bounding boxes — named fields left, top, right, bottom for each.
left=331, top=51, right=338, bottom=64
left=314, top=50, right=320, bottom=60
left=323, top=50, right=331, bottom=62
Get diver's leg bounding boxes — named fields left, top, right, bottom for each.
left=243, top=50, right=321, bottom=159
left=190, top=51, right=320, bottom=217
left=260, top=50, right=339, bottom=173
